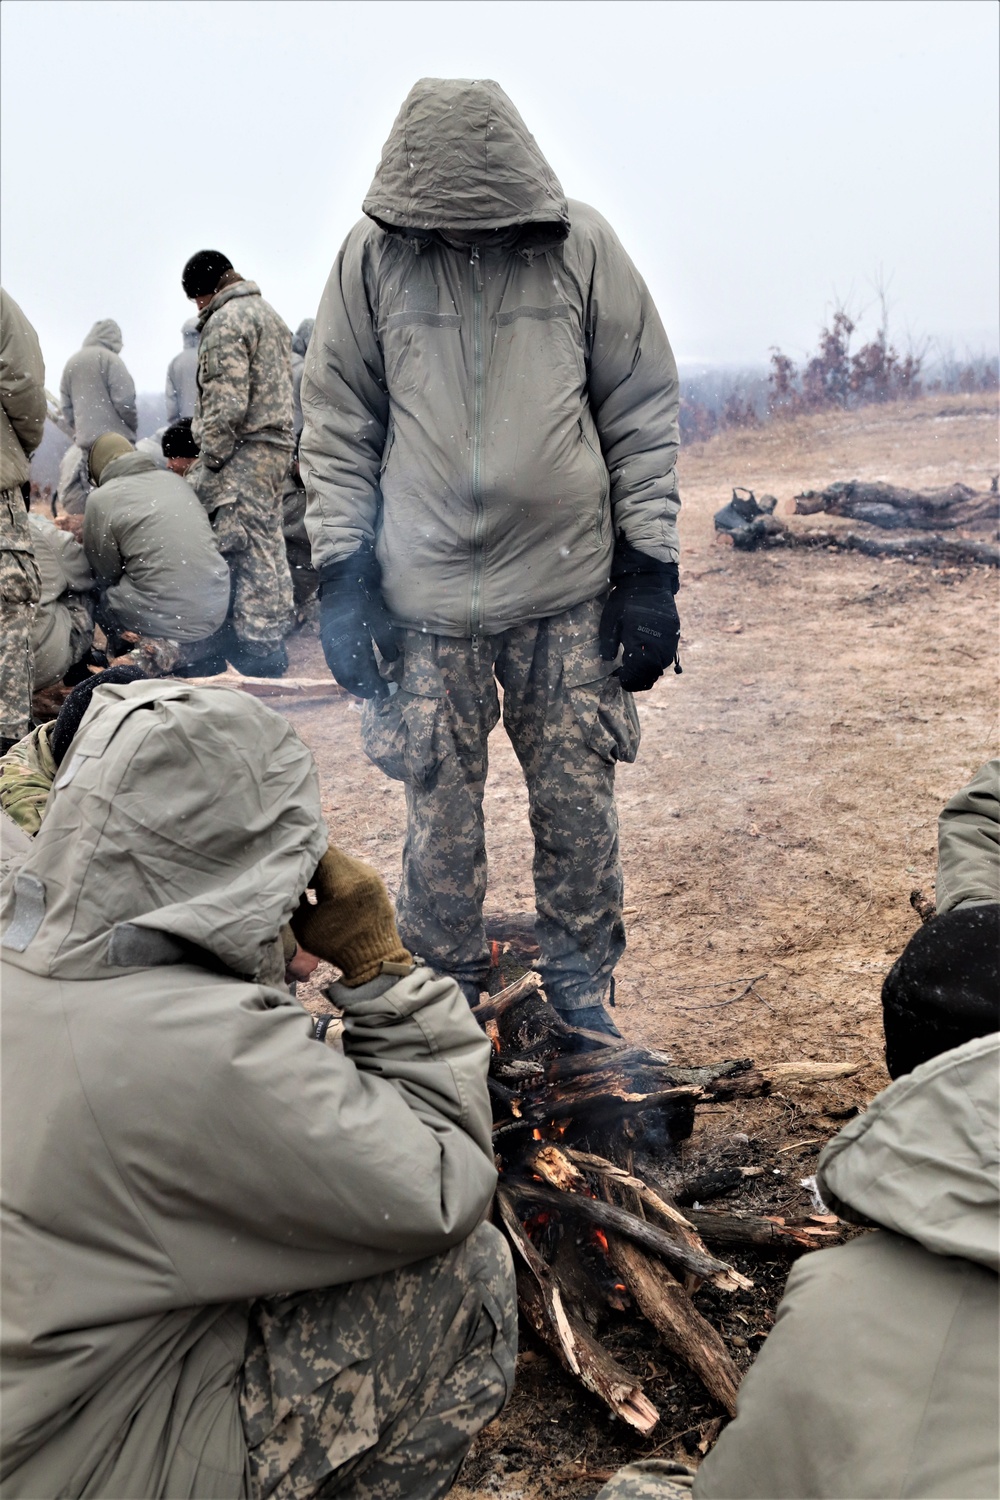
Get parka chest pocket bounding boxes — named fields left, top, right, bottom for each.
left=380, top=310, right=463, bottom=399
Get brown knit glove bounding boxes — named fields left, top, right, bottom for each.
left=291, top=845, right=412, bottom=987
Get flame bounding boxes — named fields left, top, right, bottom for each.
left=614, top=1283, right=627, bottom=1292
left=532, top=1128, right=543, bottom=1140
left=592, top=1228, right=609, bottom=1253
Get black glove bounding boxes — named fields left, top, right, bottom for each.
left=319, top=545, right=399, bottom=698
left=599, top=540, right=681, bottom=692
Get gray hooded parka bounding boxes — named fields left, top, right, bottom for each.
left=300, top=78, right=680, bottom=637
left=83, top=451, right=230, bottom=641
left=59, top=320, right=137, bottom=449
left=0, top=680, right=496, bottom=1499
left=165, top=318, right=200, bottom=424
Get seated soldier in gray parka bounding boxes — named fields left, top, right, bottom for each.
left=82, top=429, right=231, bottom=669
left=0, top=679, right=516, bottom=1500
left=26, top=513, right=95, bottom=691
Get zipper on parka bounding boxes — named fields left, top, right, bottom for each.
left=469, top=243, right=487, bottom=633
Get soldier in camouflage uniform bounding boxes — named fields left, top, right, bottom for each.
left=183, top=249, right=295, bottom=677
left=302, top=81, right=682, bottom=1031
left=0, top=289, right=46, bottom=752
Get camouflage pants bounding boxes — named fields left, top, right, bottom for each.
left=282, top=475, right=319, bottom=619
left=192, top=443, right=294, bottom=647
left=596, top=1461, right=695, bottom=1499
left=240, top=1222, right=516, bottom=1500
left=361, top=596, right=640, bottom=1012
left=0, top=489, right=41, bottom=742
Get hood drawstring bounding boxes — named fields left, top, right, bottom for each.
left=469, top=242, right=484, bottom=292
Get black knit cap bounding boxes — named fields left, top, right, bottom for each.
left=881, top=903, right=1000, bottom=1078
left=182, top=249, right=233, bottom=298
left=50, top=666, right=148, bottom=767
left=161, top=419, right=199, bottom=460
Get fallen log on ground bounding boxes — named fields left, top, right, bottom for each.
left=793, top=479, right=998, bottom=534
left=724, top=516, right=999, bottom=566
left=686, top=1208, right=843, bottom=1252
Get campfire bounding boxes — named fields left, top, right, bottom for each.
left=475, top=972, right=849, bottom=1432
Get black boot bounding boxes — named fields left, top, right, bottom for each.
left=561, top=1002, right=622, bottom=1039
left=229, top=640, right=288, bottom=678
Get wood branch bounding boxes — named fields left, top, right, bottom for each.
left=762, top=1060, right=859, bottom=1084
left=727, top=516, right=1000, bottom=566
left=186, top=673, right=348, bottom=698
left=523, top=1083, right=704, bottom=1127
left=545, top=1045, right=674, bottom=1083
left=510, top=1178, right=750, bottom=1287
left=497, top=1189, right=659, bottom=1433
left=472, top=970, right=543, bottom=1023
left=676, top=1166, right=764, bottom=1206
left=606, top=1234, right=740, bottom=1416
left=686, top=1208, right=844, bottom=1251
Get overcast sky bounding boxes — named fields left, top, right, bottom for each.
left=2, top=0, right=997, bottom=392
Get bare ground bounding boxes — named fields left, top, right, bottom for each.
left=282, top=391, right=998, bottom=1498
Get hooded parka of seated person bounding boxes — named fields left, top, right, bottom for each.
left=300, top=78, right=682, bottom=1033
left=0, top=679, right=514, bottom=1500
left=58, top=318, right=137, bottom=450
left=82, top=432, right=231, bottom=658
left=26, top=512, right=94, bottom=689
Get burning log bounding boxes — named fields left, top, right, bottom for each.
left=686, top=1208, right=843, bottom=1252
left=498, top=1189, right=659, bottom=1433
left=487, top=974, right=849, bottom=1431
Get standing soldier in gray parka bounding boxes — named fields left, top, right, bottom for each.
left=0, top=289, right=46, bottom=754
left=164, top=317, right=199, bottom=423
left=301, top=79, right=682, bottom=1034
left=183, top=250, right=295, bottom=678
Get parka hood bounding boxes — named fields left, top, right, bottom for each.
left=292, top=318, right=315, bottom=357
left=363, top=78, right=570, bottom=250
left=82, top=318, right=123, bottom=353
left=181, top=317, right=199, bottom=348
left=0, top=680, right=327, bottom=982
left=817, top=1033, right=999, bottom=1270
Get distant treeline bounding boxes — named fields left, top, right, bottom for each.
left=680, top=309, right=999, bottom=443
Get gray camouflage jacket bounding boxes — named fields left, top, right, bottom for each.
left=301, top=78, right=680, bottom=637
left=59, top=320, right=137, bottom=449
left=193, top=281, right=293, bottom=471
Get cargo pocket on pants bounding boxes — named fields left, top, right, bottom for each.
left=557, top=627, right=641, bottom=766
left=364, top=651, right=449, bottom=792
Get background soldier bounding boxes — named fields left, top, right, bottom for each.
left=164, top=317, right=199, bottom=422
left=183, top=249, right=295, bottom=677
left=0, top=288, right=46, bottom=754
left=57, top=319, right=137, bottom=515
left=301, top=79, right=681, bottom=1033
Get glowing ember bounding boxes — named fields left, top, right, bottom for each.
left=532, top=1128, right=543, bottom=1140
left=593, top=1228, right=610, bottom=1253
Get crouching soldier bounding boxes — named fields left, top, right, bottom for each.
left=183, top=249, right=296, bottom=678
left=0, top=679, right=516, bottom=1499
left=27, top=512, right=95, bottom=693
left=82, top=430, right=231, bottom=672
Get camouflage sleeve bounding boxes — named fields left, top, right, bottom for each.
left=194, top=314, right=252, bottom=469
